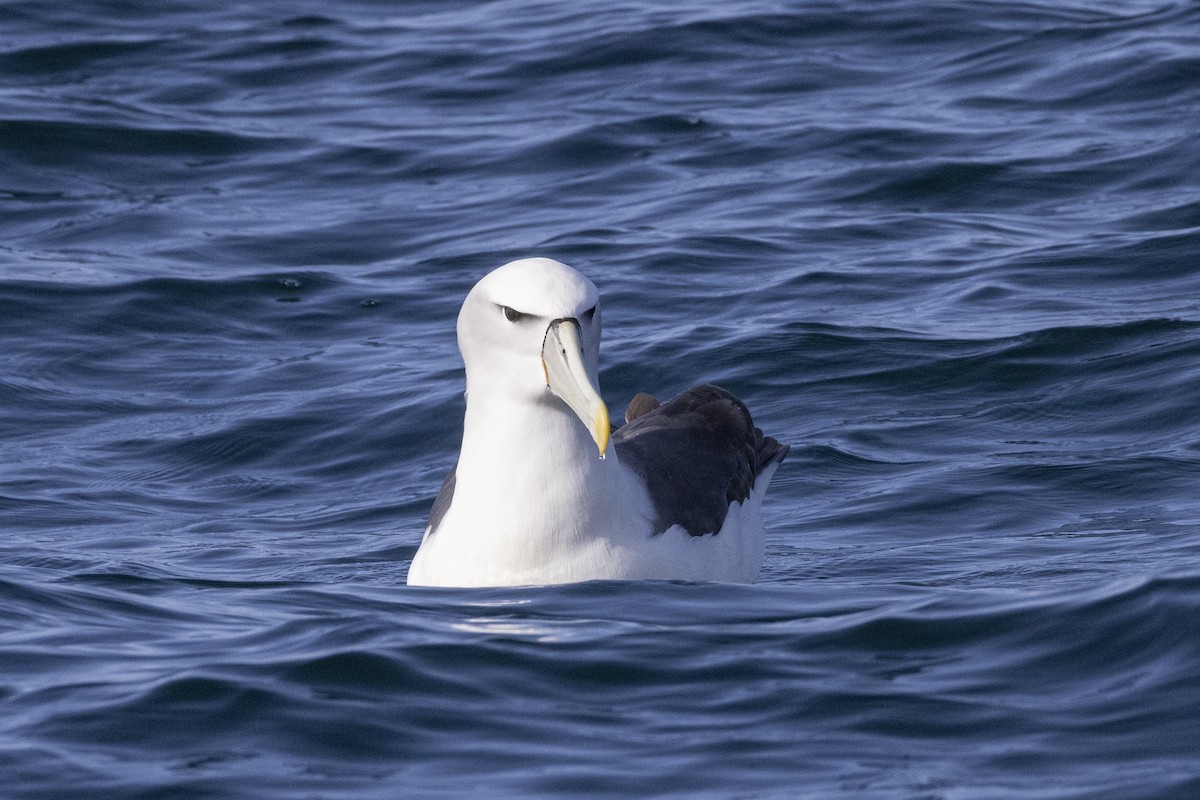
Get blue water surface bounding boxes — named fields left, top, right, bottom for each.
left=3, top=1, right=1200, bottom=798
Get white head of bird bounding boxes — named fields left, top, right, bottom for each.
left=456, top=257, right=610, bottom=457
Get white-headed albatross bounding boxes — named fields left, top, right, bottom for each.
left=406, top=257, right=788, bottom=587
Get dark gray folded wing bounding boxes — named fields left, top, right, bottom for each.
left=613, top=384, right=788, bottom=537
left=425, top=462, right=456, bottom=536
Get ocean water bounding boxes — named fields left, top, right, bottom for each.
left=3, top=0, right=1200, bottom=797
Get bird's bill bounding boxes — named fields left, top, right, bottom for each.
left=541, top=319, right=610, bottom=458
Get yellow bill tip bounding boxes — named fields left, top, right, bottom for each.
left=594, top=403, right=611, bottom=458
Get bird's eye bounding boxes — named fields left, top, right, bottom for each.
left=583, top=305, right=597, bottom=321
left=501, top=305, right=525, bottom=323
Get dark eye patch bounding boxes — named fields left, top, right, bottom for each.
left=501, top=305, right=526, bottom=323
left=583, top=305, right=597, bottom=320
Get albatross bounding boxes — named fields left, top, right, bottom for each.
left=406, top=257, right=788, bottom=587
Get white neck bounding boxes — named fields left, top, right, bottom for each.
left=417, top=390, right=630, bottom=585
